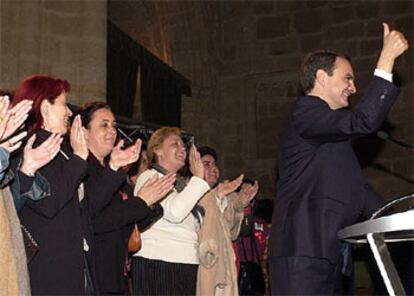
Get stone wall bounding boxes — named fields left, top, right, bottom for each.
left=109, top=0, right=413, bottom=201
left=0, top=0, right=107, bottom=106
left=0, top=1, right=410, bottom=199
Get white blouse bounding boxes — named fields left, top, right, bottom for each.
left=133, top=168, right=210, bottom=264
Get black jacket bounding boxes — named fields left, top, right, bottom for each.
left=87, top=155, right=163, bottom=294
left=19, top=129, right=125, bottom=295
left=269, top=76, right=400, bottom=264
left=19, top=129, right=92, bottom=295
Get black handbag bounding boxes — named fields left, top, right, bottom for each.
left=238, top=234, right=265, bottom=295
left=21, top=224, right=39, bottom=263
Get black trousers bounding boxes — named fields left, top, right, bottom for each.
left=131, top=256, right=198, bottom=295
left=269, top=256, right=344, bottom=295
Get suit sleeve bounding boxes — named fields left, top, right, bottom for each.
left=85, top=166, right=126, bottom=217
left=25, top=155, right=87, bottom=218
left=293, top=76, right=399, bottom=144
left=92, top=195, right=155, bottom=233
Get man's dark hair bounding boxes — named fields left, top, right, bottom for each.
left=300, top=50, right=352, bottom=94
left=198, top=146, right=218, bottom=162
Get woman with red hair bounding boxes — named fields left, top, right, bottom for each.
left=13, top=74, right=71, bottom=136
left=0, top=89, right=62, bottom=296
left=13, top=74, right=98, bottom=295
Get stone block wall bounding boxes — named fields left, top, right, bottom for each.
left=1, top=1, right=410, bottom=200
left=0, top=0, right=107, bottom=106
left=109, top=0, right=413, bottom=201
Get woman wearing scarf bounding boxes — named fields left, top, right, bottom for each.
left=131, top=126, right=210, bottom=295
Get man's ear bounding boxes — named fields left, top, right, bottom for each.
left=315, top=69, right=327, bottom=88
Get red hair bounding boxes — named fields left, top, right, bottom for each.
left=13, top=74, right=70, bottom=135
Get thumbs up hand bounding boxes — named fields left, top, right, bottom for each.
left=377, top=22, right=409, bottom=73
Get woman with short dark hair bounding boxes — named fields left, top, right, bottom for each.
left=79, top=102, right=175, bottom=295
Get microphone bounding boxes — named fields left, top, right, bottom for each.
left=376, top=131, right=414, bottom=151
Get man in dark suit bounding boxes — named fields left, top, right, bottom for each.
left=269, top=23, right=409, bottom=295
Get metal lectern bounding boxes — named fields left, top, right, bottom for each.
left=338, top=194, right=414, bottom=296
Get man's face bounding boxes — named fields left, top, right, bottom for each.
left=201, top=154, right=219, bottom=188
left=324, top=57, right=357, bottom=110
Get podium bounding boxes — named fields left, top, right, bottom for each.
left=338, top=194, right=414, bottom=296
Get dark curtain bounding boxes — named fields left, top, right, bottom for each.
left=107, top=21, right=191, bottom=127
left=141, top=59, right=181, bottom=126
left=107, top=47, right=138, bottom=118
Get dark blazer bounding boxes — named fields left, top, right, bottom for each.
left=19, top=129, right=91, bottom=295
left=87, top=156, right=163, bottom=294
left=269, top=76, right=399, bottom=264
left=19, top=130, right=124, bottom=295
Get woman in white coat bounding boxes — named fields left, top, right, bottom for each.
left=131, top=126, right=210, bottom=295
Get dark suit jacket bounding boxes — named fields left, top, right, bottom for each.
left=269, top=76, right=399, bottom=264
left=19, top=130, right=92, bottom=295
left=19, top=130, right=125, bottom=295
left=87, top=156, right=163, bottom=294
